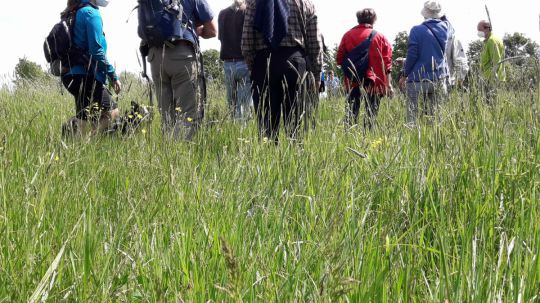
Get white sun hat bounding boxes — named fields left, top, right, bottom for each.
left=421, top=1, right=443, bottom=19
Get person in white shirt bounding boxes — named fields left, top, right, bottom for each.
left=442, top=15, right=469, bottom=89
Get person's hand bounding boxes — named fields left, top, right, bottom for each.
left=196, top=25, right=203, bottom=36
left=398, top=76, right=407, bottom=90
left=113, top=79, right=122, bottom=95
left=139, top=41, right=149, bottom=57
left=386, top=83, right=395, bottom=98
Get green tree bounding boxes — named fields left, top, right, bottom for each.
left=202, top=49, right=224, bottom=84
left=391, top=31, right=409, bottom=82
left=392, top=31, right=409, bottom=61
left=503, top=32, right=540, bottom=66
left=324, top=44, right=340, bottom=78
left=466, top=40, right=484, bottom=67
left=14, top=57, right=47, bottom=84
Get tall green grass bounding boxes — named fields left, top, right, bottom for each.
left=0, top=79, right=538, bottom=302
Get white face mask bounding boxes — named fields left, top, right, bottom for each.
left=477, top=31, right=486, bottom=39
left=95, top=0, right=110, bottom=7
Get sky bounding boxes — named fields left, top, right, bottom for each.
left=0, top=0, right=539, bottom=81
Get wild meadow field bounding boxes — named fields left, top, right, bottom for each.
left=0, top=78, right=538, bottom=302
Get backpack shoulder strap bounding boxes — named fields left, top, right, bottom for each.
left=423, top=24, right=445, bottom=54
left=368, top=30, right=377, bottom=41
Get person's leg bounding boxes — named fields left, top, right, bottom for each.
left=433, top=80, right=447, bottom=121
left=423, top=81, right=437, bottom=119
left=231, top=62, right=243, bottom=120
left=223, top=61, right=236, bottom=119
left=61, top=74, right=98, bottom=136
left=281, top=55, right=306, bottom=139
left=267, top=65, right=283, bottom=141
left=165, top=44, right=199, bottom=140
left=364, top=93, right=381, bottom=130
left=90, top=83, right=120, bottom=133
left=252, top=52, right=271, bottom=139
left=346, top=86, right=362, bottom=127
left=251, top=52, right=272, bottom=139
left=485, top=81, right=496, bottom=105
left=406, top=82, right=420, bottom=125
left=305, top=71, right=319, bottom=130
left=149, top=47, right=175, bottom=134
left=236, top=61, right=252, bottom=121
left=63, top=75, right=87, bottom=119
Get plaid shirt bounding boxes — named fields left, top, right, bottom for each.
left=241, top=0, right=322, bottom=73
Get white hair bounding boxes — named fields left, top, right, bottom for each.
left=231, top=0, right=246, bottom=10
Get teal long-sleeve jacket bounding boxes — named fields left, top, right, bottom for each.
left=66, top=0, right=117, bottom=84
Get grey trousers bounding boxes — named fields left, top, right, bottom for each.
left=148, top=43, right=199, bottom=138
left=406, top=80, right=447, bottom=124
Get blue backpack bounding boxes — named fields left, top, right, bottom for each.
left=137, top=0, right=187, bottom=47
left=341, top=30, right=377, bottom=82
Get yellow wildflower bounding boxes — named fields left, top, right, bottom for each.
left=370, top=137, right=384, bottom=149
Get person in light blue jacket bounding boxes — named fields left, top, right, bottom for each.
left=61, top=0, right=122, bottom=136
left=399, top=1, right=450, bottom=125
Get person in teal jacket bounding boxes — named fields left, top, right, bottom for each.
left=61, top=0, right=122, bottom=136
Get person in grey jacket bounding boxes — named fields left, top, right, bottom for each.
left=442, top=15, right=469, bottom=89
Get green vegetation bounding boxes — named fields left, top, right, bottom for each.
left=0, top=76, right=538, bottom=302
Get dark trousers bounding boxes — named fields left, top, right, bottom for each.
left=347, top=85, right=381, bottom=130
left=251, top=47, right=307, bottom=141
left=62, top=74, right=114, bottom=120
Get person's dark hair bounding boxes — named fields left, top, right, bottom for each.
left=62, top=0, right=81, bottom=17
left=356, top=8, right=377, bottom=25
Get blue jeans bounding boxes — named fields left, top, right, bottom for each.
left=406, top=80, right=447, bottom=124
left=224, top=60, right=252, bottom=120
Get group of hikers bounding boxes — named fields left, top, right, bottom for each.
left=48, top=0, right=506, bottom=142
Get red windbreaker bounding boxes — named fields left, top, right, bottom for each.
left=336, top=24, right=393, bottom=95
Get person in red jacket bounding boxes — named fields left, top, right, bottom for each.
left=337, top=8, right=393, bottom=129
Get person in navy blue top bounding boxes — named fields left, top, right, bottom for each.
left=144, top=0, right=216, bottom=140
left=61, top=0, right=122, bottom=136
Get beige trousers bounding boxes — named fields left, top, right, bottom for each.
left=148, top=43, right=200, bottom=138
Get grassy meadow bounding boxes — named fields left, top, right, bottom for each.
left=0, top=78, right=539, bottom=302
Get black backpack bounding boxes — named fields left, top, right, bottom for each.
left=137, top=0, right=187, bottom=47
left=341, top=30, right=377, bottom=82
left=43, top=4, right=90, bottom=76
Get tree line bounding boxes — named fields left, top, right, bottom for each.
left=13, top=32, right=540, bottom=90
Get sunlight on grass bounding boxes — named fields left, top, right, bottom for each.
left=0, top=80, right=538, bottom=301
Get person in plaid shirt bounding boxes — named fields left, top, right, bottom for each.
left=241, top=0, right=322, bottom=142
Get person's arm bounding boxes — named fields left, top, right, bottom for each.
left=336, top=34, right=348, bottom=66
left=84, top=9, right=118, bottom=83
left=480, top=41, right=491, bottom=79
left=382, top=36, right=394, bottom=96
left=197, top=19, right=217, bottom=39
left=488, top=39, right=503, bottom=79
left=453, top=39, right=469, bottom=82
left=403, top=28, right=418, bottom=78
left=217, top=11, right=224, bottom=41
left=194, top=0, right=216, bottom=39
left=305, top=6, right=322, bottom=75
left=241, top=0, right=256, bottom=69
